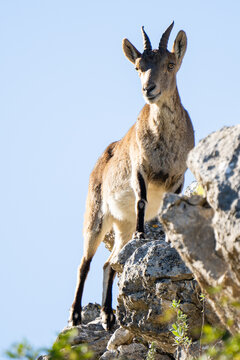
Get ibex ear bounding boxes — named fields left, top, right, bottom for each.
left=172, top=30, right=187, bottom=66
left=122, top=38, right=141, bottom=64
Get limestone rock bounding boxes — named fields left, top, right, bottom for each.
left=103, top=230, right=115, bottom=252
left=82, top=303, right=101, bottom=324
left=160, top=125, right=240, bottom=334
left=104, top=218, right=165, bottom=253
left=112, top=237, right=218, bottom=354
left=101, top=342, right=172, bottom=360
left=107, top=327, right=134, bottom=350
left=60, top=318, right=117, bottom=359
left=99, top=349, right=119, bottom=359
left=100, top=343, right=147, bottom=360
left=174, top=341, right=210, bottom=360
left=54, top=126, right=240, bottom=357
left=187, top=125, right=240, bottom=279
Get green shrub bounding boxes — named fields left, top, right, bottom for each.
left=5, top=329, right=93, bottom=360
left=170, top=299, right=192, bottom=349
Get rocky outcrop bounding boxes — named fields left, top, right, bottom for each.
left=55, top=126, right=240, bottom=359
left=58, top=220, right=219, bottom=359
left=112, top=239, right=193, bottom=353
left=60, top=303, right=173, bottom=359
left=111, top=236, right=221, bottom=356
left=160, top=125, right=240, bottom=334
left=61, top=304, right=117, bottom=358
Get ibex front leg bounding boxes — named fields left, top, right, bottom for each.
left=133, top=171, right=147, bottom=239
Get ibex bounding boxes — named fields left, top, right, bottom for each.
left=69, top=22, right=194, bottom=330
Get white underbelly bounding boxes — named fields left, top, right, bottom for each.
left=107, top=188, right=136, bottom=221
left=145, top=184, right=165, bottom=220
left=106, top=183, right=166, bottom=222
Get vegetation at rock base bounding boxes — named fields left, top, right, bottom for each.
left=195, top=288, right=240, bottom=359
left=197, top=326, right=240, bottom=360
left=4, top=329, right=93, bottom=360
left=5, top=340, right=40, bottom=360
left=4, top=319, right=240, bottom=359
left=170, top=299, right=192, bottom=350
left=146, top=342, right=157, bottom=360
left=169, top=298, right=240, bottom=359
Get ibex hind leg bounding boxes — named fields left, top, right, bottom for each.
left=69, top=214, right=112, bottom=326
left=101, top=220, right=134, bottom=330
left=69, top=255, right=93, bottom=326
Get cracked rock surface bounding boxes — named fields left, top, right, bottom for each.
left=51, top=126, right=240, bottom=358
left=160, top=125, right=240, bottom=334
left=112, top=236, right=220, bottom=354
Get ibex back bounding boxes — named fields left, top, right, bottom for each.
left=69, top=22, right=194, bottom=330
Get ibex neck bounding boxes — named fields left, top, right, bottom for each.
left=149, top=87, right=182, bottom=127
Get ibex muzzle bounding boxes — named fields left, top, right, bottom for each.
left=69, top=22, right=194, bottom=331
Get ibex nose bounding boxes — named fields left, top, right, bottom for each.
left=143, top=83, right=156, bottom=96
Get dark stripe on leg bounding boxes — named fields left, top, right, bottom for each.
left=102, top=265, right=115, bottom=310
left=136, top=200, right=145, bottom=233
left=136, top=172, right=147, bottom=233
left=71, top=258, right=92, bottom=325
left=102, top=264, right=116, bottom=330
left=137, top=172, right=147, bottom=201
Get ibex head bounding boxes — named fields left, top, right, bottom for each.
left=122, top=22, right=187, bottom=104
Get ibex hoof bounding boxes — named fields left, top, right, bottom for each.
left=101, top=309, right=116, bottom=331
left=133, top=231, right=145, bottom=240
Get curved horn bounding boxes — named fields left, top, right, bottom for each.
left=141, top=26, right=152, bottom=51
left=159, top=21, right=174, bottom=50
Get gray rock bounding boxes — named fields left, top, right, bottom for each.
left=82, top=303, right=101, bottom=324
left=160, top=125, right=240, bottom=334
left=104, top=218, right=165, bottom=253
left=107, top=327, right=134, bottom=350
left=54, top=125, right=240, bottom=357
left=113, top=238, right=217, bottom=354
left=100, top=349, right=119, bottom=359
left=111, top=219, right=165, bottom=273
left=103, top=230, right=115, bottom=252
left=60, top=318, right=118, bottom=359
left=113, top=343, right=147, bottom=360
left=101, top=342, right=172, bottom=360
left=188, top=126, right=240, bottom=275
left=174, top=341, right=211, bottom=360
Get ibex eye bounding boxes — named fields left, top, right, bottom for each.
left=135, top=67, right=139, bottom=71
left=168, top=63, right=175, bottom=70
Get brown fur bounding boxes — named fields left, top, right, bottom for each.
left=69, top=24, right=194, bottom=330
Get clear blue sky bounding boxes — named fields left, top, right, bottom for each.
left=1, top=0, right=239, bottom=356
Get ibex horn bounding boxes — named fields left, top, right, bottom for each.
left=159, top=21, right=174, bottom=50
left=141, top=26, right=152, bottom=51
